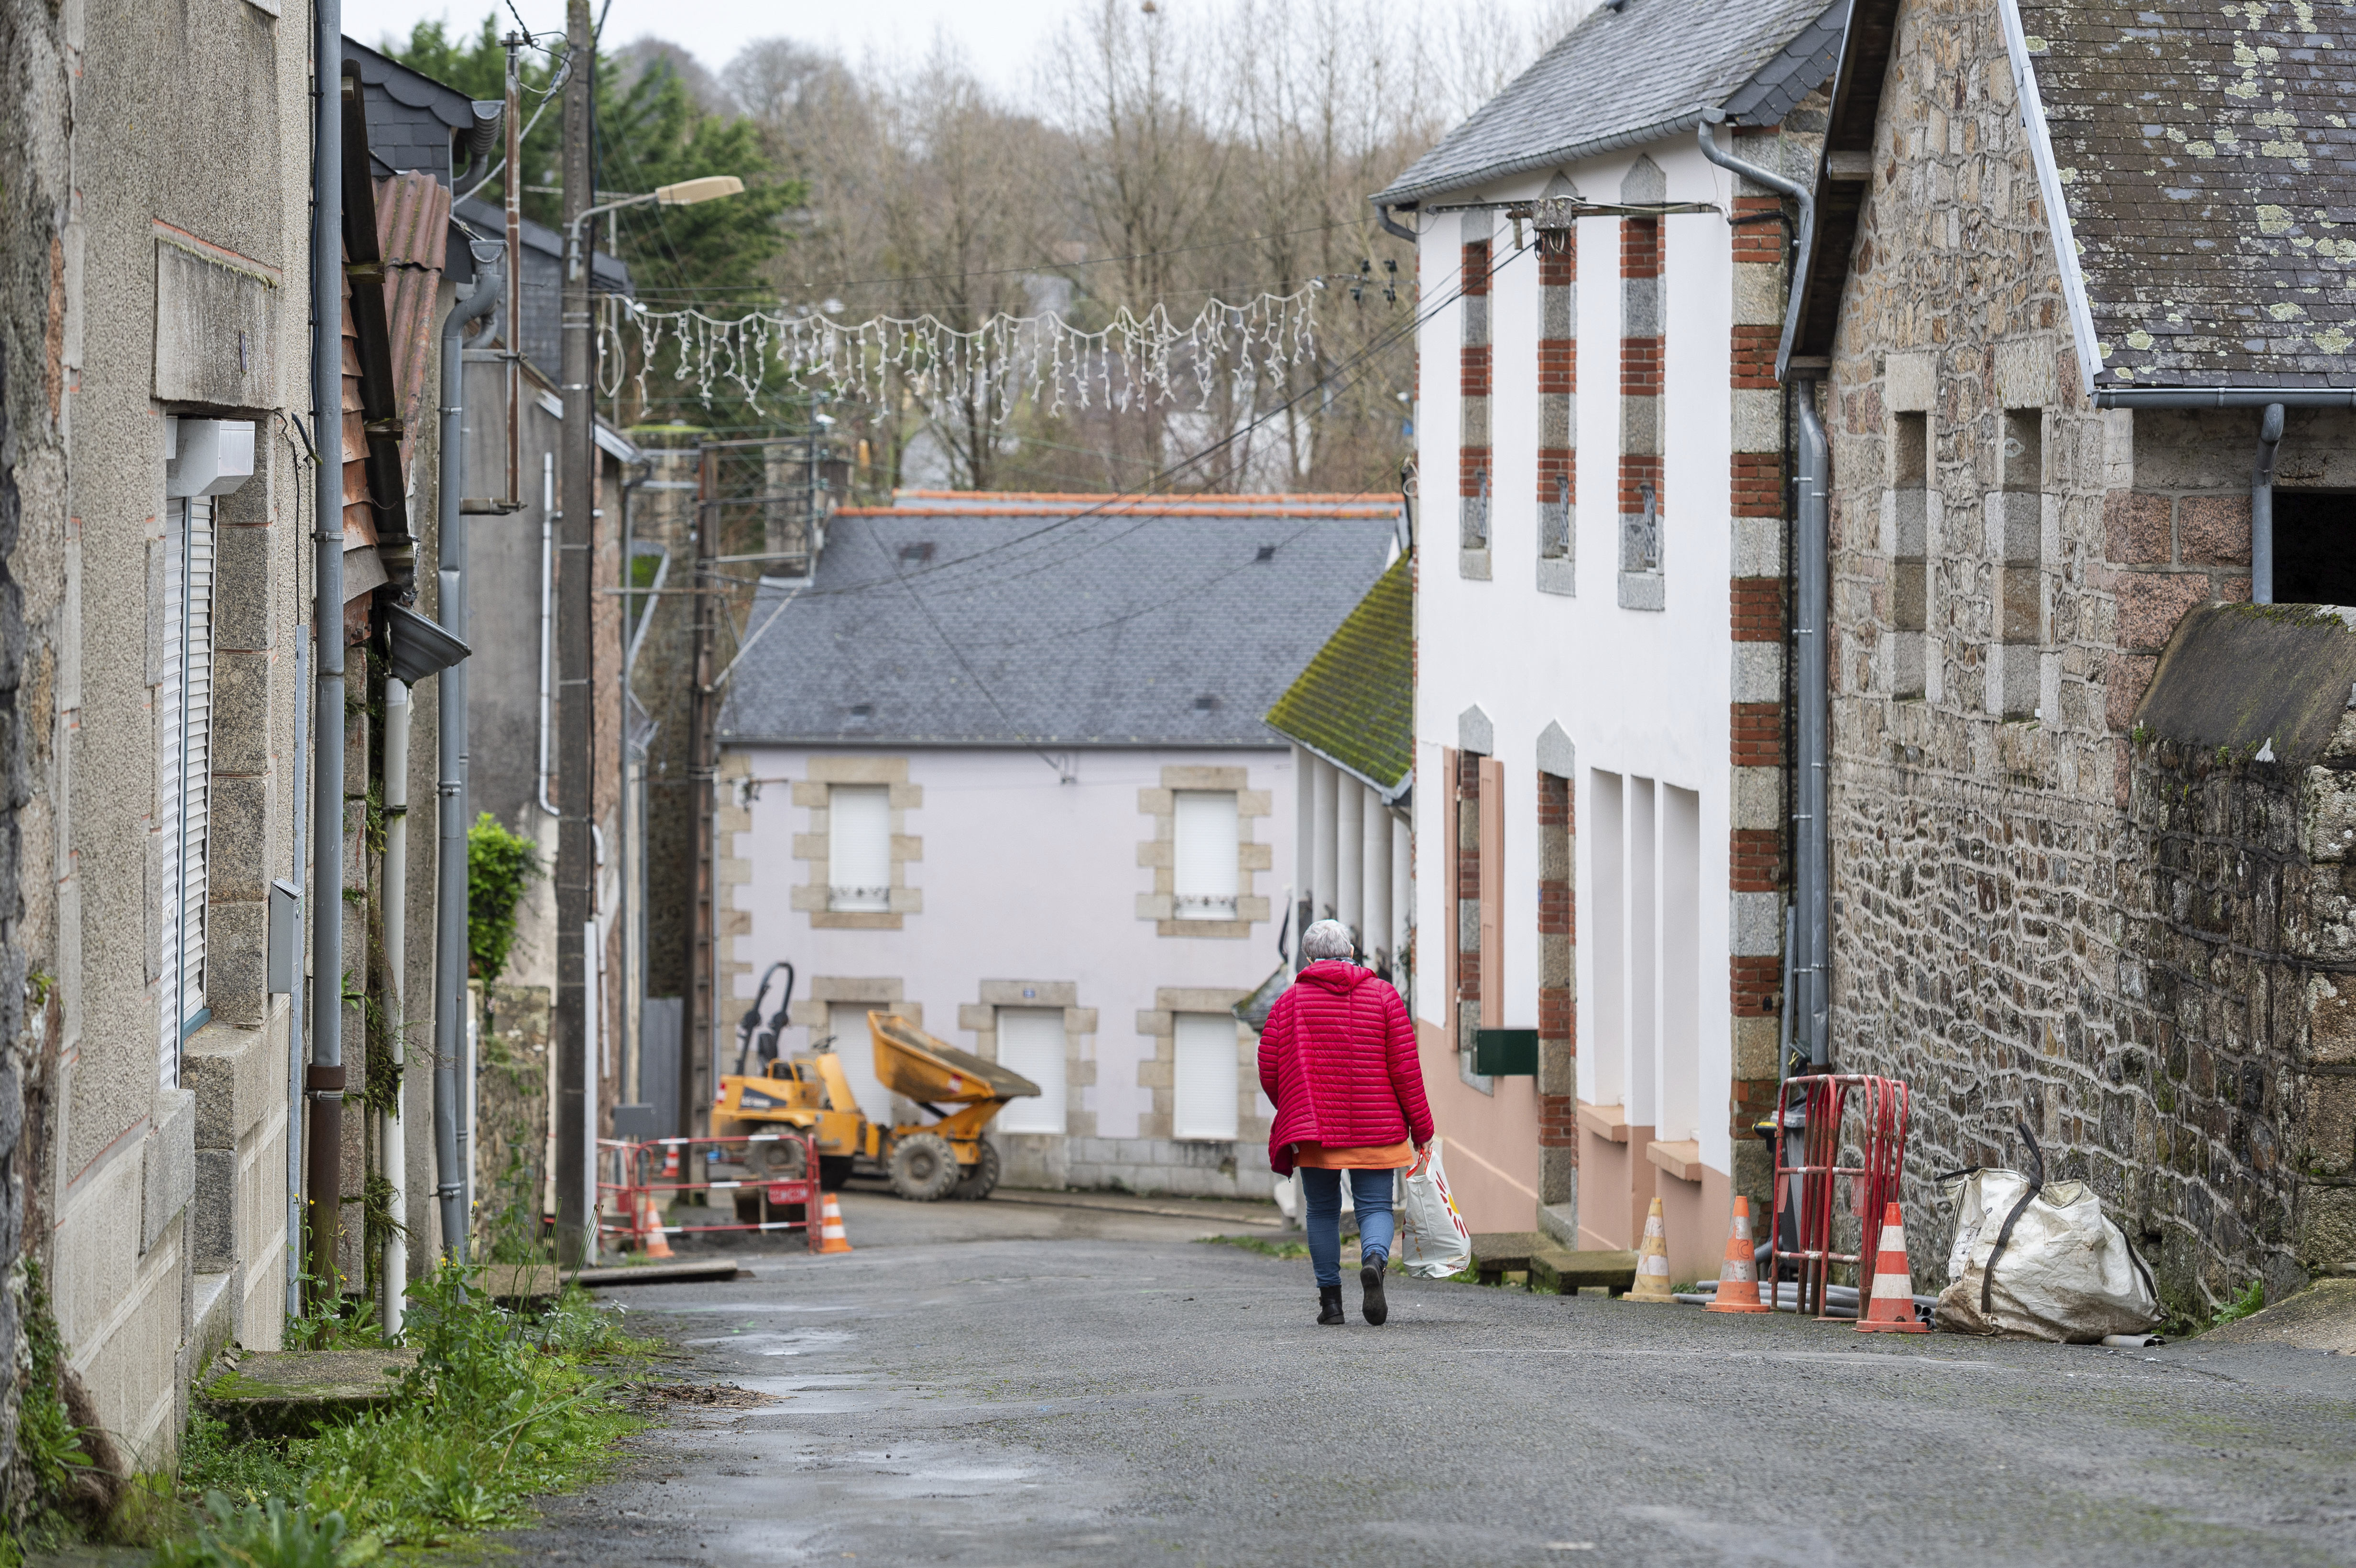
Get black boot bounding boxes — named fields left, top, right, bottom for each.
left=1316, top=1285, right=1344, bottom=1325
left=1360, top=1259, right=1389, bottom=1326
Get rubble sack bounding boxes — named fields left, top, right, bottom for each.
left=1935, top=1148, right=2161, bottom=1342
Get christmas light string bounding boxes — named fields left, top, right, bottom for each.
left=602, top=286, right=1322, bottom=420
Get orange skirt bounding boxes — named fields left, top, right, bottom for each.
left=1292, top=1139, right=1414, bottom=1170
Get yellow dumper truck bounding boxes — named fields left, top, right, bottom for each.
left=713, top=1010, right=1038, bottom=1200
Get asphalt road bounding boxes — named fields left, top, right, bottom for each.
left=491, top=1189, right=2356, bottom=1567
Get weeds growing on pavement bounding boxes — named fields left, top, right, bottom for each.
left=1196, top=1233, right=1310, bottom=1261
left=160, top=1267, right=657, bottom=1564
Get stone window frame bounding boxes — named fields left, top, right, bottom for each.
left=1460, top=210, right=1494, bottom=581
left=1136, top=764, right=1273, bottom=939
left=788, top=756, right=923, bottom=930
left=1535, top=178, right=1578, bottom=598
left=1884, top=352, right=1936, bottom=703
left=1617, top=155, right=1668, bottom=613
left=1135, top=986, right=1259, bottom=1144
left=957, top=980, right=1097, bottom=1139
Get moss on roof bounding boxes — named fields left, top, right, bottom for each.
left=1263, top=553, right=1412, bottom=790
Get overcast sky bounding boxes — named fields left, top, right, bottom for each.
left=354, top=0, right=1068, bottom=92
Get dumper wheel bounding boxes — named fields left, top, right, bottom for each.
left=952, top=1140, right=1002, bottom=1201
left=888, top=1132, right=960, bottom=1202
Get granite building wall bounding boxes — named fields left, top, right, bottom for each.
left=1815, top=0, right=2356, bottom=1313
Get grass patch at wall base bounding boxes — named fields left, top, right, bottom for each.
left=158, top=1267, right=655, bottom=1564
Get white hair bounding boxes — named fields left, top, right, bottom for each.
left=1302, top=920, right=1356, bottom=961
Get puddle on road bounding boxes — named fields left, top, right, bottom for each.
left=681, top=1327, right=855, bottom=1356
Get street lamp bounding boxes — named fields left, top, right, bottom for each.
left=564, top=174, right=746, bottom=281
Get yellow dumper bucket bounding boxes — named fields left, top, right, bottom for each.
left=869, top=1012, right=1039, bottom=1104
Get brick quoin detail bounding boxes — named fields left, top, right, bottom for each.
left=1537, top=340, right=1575, bottom=397
left=1461, top=240, right=1491, bottom=297
left=1620, top=215, right=1660, bottom=280
left=1729, top=196, right=1783, bottom=262
left=1460, top=343, right=1492, bottom=400
left=1729, top=1076, right=1780, bottom=1136
left=1732, top=701, right=1783, bottom=767
left=1618, top=454, right=1663, bottom=516
left=1730, top=828, right=1780, bottom=893
left=1460, top=447, right=1492, bottom=498
left=1539, top=1087, right=1579, bottom=1149
left=1537, top=451, right=1574, bottom=507
left=1730, top=324, right=1780, bottom=391
left=1731, top=577, right=1786, bottom=641
left=1732, top=452, right=1784, bottom=518
left=1731, top=956, right=1782, bottom=1018
left=1619, top=336, right=1664, bottom=398
left=1538, top=228, right=1575, bottom=287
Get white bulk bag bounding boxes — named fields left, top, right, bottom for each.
left=1935, top=1167, right=2162, bottom=1342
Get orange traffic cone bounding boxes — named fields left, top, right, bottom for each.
left=1625, top=1197, right=1675, bottom=1302
left=639, top=1191, right=674, bottom=1259
left=1706, top=1196, right=1770, bottom=1313
left=1855, top=1201, right=1928, bottom=1333
left=813, top=1190, right=853, bottom=1254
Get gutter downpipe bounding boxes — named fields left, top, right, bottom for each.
left=306, top=4, right=347, bottom=1308
left=1697, top=108, right=1827, bottom=1065
left=536, top=450, right=558, bottom=817
left=381, top=681, right=409, bottom=1335
left=1373, top=202, right=1418, bottom=245
left=433, top=261, right=502, bottom=1268
left=2254, top=403, right=2283, bottom=606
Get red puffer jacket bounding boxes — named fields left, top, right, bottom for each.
left=1256, top=960, right=1434, bottom=1177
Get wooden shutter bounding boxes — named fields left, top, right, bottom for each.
left=827, top=784, right=892, bottom=911
left=1173, top=1012, right=1239, bottom=1140
left=1173, top=790, right=1239, bottom=919
left=1479, top=755, right=1505, bottom=1027
left=994, top=1007, right=1066, bottom=1133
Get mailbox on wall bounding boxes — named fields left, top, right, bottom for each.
left=1472, top=1028, right=1538, bottom=1077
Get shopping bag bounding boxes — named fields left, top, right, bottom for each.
left=1395, top=1138, right=1472, bottom=1279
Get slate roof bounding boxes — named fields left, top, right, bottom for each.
left=2022, top=0, right=2356, bottom=389
left=1374, top=0, right=1849, bottom=207
left=1263, top=555, right=1413, bottom=795
left=716, top=496, right=1403, bottom=748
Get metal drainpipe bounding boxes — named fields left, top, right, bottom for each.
left=1794, top=381, right=1831, bottom=1066
left=381, top=679, right=409, bottom=1334
left=306, top=0, right=347, bottom=1307
left=433, top=262, right=502, bottom=1268
left=1697, top=107, right=1827, bottom=1065
left=2254, top=402, right=2284, bottom=605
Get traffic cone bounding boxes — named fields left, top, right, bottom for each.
left=1855, top=1201, right=1929, bottom=1333
left=638, top=1191, right=674, bottom=1259
left=813, top=1190, right=854, bottom=1254
left=1625, top=1197, right=1675, bottom=1302
left=1706, top=1196, right=1770, bottom=1313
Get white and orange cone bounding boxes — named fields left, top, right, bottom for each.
left=638, top=1191, right=675, bottom=1259
left=1855, top=1201, right=1929, bottom=1333
left=1626, top=1197, right=1675, bottom=1302
left=1706, top=1196, right=1770, bottom=1313
left=814, top=1190, right=854, bottom=1254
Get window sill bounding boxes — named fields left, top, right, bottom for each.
left=1459, top=548, right=1493, bottom=580
left=1646, top=1138, right=1703, bottom=1183
left=1617, top=571, right=1664, bottom=611
left=1536, top=557, right=1575, bottom=596
left=812, top=911, right=903, bottom=930
left=1157, top=918, right=1254, bottom=939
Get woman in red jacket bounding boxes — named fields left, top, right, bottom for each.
left=1258, top=920, right=1436, bottom=1326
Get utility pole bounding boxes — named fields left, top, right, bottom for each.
left=554, top=0, right=597, bottom=1267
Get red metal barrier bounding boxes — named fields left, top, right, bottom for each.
left=1765, top=1075, right=1909, bottom=1318
left=596, top=1131, right=822, bottom=1252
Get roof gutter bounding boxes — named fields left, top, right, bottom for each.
left=1374, top=108, right=1711, bottom=210
left=1267, top=727, right=1413, bottom=807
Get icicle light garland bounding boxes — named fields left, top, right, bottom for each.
left=604, top=287, right=1322, bottom=419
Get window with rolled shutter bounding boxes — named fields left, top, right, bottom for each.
left=158, top=495, right=217, bottom=1086
left=828, top=784, right=891, bottom=911
left=1173, top=1012, right=1239, bottom=1140
left=1172, top=790, right=1239, bottom=920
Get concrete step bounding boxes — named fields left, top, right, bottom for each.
left=483, top=1258, right=745, bottom=1301
left=1470, top=1230, right=1547, bottom=1285
left=1529, top=1247, right=1638, bottom=1296
left=201, top=1348, right=419, bottom=1437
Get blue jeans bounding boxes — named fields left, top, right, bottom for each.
left=1301, top=1168, right=1396, bottom=1288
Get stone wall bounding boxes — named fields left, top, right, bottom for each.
left=1814, top=0, right=2356, bottom=1313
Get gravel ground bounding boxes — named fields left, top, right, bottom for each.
left=480, top=1190, right=2356, bottom=1568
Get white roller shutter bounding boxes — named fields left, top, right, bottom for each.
left=158, top=496, right=216, bottom=1087
left=994, top=1007, right=1066, bottom=1134
left=1173, top=790, right=1239, bottom=920
left=828, top=784, right=892, bottom=911
left=1173, top=1012, right=1239, bottom=1140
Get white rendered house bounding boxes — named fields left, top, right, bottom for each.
left=714, top=492, right=1401, bottom=1197
left=1375, top=0, right=1836, bottom=1275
